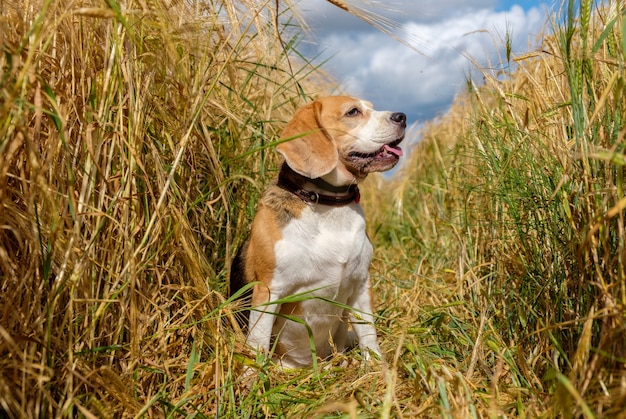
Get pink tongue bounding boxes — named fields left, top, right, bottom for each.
left=384, top=144, right=403, bottom=157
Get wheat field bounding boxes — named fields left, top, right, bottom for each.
left=1, top=0, right=625, bottom=417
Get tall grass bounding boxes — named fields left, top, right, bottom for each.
left=0, top=0, right=330, bottom=416
left=2, top=0, right=626, bottom=417
left=377, top=0, right=626, bottom=416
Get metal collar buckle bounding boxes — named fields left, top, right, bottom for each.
left=308, top=191, right=320, bottom=204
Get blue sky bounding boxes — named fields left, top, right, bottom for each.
left=297, top=0, right=556, bottom=124
left=497, top=0, right=547, bottom=11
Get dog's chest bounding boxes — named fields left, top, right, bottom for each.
left=273, top=203, right=373, bottom=295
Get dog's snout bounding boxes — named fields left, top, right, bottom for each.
left=390, top=112, right=407, bottom=127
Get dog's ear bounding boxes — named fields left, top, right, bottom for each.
left=276, top=101, right=338, bottom=179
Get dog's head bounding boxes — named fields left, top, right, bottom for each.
left=277, top=96, right=406, bottom=186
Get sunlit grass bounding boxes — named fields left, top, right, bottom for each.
left=1, top=0, right=625, bottom=417
left=371, top=0, right=626, bottom=416
left=0, top=0, right=328, bottom=416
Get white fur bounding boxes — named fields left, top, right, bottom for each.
left=246, top=203, right=381, bottom=368
left=351, top=100, right=400, bottom=153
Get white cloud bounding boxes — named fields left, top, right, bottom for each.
left=297, top=2, right=548, bottom=122
left=299, top=0, right=499, bottom=27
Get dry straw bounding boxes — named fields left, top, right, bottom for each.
left=376, top=0, right=626, bottom=416
left=2, top=0, right=626, bottom=417
left=0, top=0, right=330, bottom=416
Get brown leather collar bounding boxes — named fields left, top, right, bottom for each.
left=277, top=164, right=360, bottom=206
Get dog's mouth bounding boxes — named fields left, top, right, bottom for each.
left=348, top=137, right=404, bottom=160
left=345, top=137, right=404, bottom=173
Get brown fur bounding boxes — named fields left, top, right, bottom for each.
left=277, top=101, right=338, bottom=179
left=229, top=183, right=307, bottom=327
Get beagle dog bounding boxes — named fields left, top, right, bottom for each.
left=230, top=96, right=406, bottom=369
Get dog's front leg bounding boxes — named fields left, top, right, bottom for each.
left=246, top=286, right=281, bottom=358
left=246, top=306, right=279, bottom=356
left=349, top=280, right=382, bottom=362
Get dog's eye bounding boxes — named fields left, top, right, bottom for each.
left=345, top=107, right=361, bottom=117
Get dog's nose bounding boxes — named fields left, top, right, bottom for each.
left=390, top=112, right=407, bottom=127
